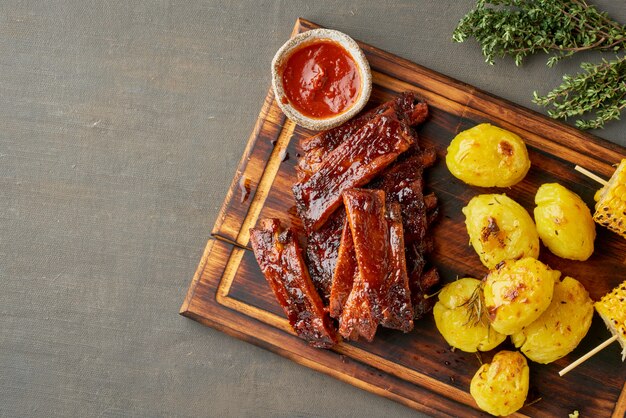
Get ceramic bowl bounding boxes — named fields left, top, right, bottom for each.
left=271, top=29, right=372, bottom=131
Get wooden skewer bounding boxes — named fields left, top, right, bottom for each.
left=563, top=164, right=620, bottom=375
left=574, top=165, right=609, bottom=187
left=559, top=335, right=618, bottom=377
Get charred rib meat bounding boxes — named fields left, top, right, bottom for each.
left=338, top=189, right=389, bottom=341
left=249, top=218, right=337, bottom=348
left=297, top=92, right=428, bottom=181
left=305, top=209, right=345, bottom=303
left=380, top=203, right=414, bottom=332
left=329, top=217, right=357, bottom=319
left=293, top=113, right=414, bottom=231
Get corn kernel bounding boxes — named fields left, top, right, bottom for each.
left=593, top=159, right=626, bottom=239
left=595, top=280, right=626, bottom=360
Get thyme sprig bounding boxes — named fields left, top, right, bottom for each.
left=533, top=56, right=626, bottom=129
left=454, top=0, right=626, bottom=129
left=453, top=0, right=626, bottom=67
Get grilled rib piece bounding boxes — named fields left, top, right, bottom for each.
left=371, top=147, right=440, bottom=318
left=305, top=209, right=345, bottom=303
left=380, top=203, right=414, bottom=332
left=339, top=189, right=389, bottom=341
left=297, top=106, right=395, bottom=182
left=249, top=218, right=337, bottom=348
left=293, top=113, right=414, bottom=231
left=297, top=92, right=428, bottom=181
left=329, top=217, right=357, bottom=319
left=338, top=265, right=375, bottom=341
left=371, top=148, right=437, bottom=243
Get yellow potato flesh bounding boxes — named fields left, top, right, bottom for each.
left=433, top=278, right=506, bottom=352
left=446, top=123, right=530, bottom=187
left=470, top=350, right=529, bottom=416
left=483, top=258, right=559, bottom=335
left=463, top=194, right=540, bottom=269
left=534, top=183, right=596, bottom=261
left=511, top=276, right=593, bottom=364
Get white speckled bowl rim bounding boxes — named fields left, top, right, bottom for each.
left=271, top=29, right=372, bottom=131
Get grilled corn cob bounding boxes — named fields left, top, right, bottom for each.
left=593, top=159, right=626, bottom=238
left=594, top=280, right=626, bottom=360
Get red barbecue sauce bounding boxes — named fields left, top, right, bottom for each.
left=282, top=40, right=361, bottom=119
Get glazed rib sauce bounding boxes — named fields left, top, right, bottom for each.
left=282, top=40, right=361, bottom=119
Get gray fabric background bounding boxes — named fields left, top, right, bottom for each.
left=1, top=1, right=625, bottom=417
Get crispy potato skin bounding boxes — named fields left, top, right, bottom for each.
left=446, top=123, right=530, bottom=187
left=433, top=278, right=506, bottom=352
left=511, top=276, right=593, bottom=364
left=470, top=350, right=529, bottom=416
left=483, top=258, right=560, bottom=335
left=534, top=183, right=596, bottom=261
left=463, top=194, right=540, bottom=268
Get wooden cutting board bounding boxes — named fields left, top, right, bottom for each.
left=181, top=18, right=626, bottom=418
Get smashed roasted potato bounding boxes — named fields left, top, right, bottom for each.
left=463, top=194, right=540, bottom=268
left=446, top=123, right=530, bottom=187
left=470, top=350, right=529, bottom=416
left=511, top=276, right=593, bottom=364
left=534, top=183, right=596, bottom=261
left=483, top=258, right=560, bottom=335
left=433, top=278, right=506, bottom=352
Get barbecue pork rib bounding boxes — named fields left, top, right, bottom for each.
left=338, top=189, right=389, bottom=341
left=296, top=92, right=428, bottom=182
left=344, top=189, right=390, bottom=316
left=304, top=209, right=345, bottom=303
left=370, top=147, right=440, bottom=318
left=370, top=148, right=437, bottom=243
left=380, top=203, right=414, bottom=332
left=293, top=113, right=414, bottom=232
left=328, top=217, right=357, bottom=319
left=249, top=219, right=337, bottom=348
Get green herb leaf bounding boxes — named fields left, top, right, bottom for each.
left=453, top=0, right=626, bottom=67
left=454, top=0, right=626, bottom=129
left=533, top=56, right=626, bottom=129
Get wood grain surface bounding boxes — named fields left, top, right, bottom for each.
left=182, top=18, right=626, bottom=418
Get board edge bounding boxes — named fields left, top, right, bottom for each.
left=180, top=238, right=216, bottom=315
left=210, top=88, right=284, bottom=241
